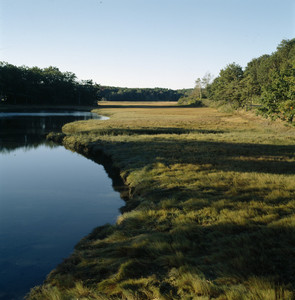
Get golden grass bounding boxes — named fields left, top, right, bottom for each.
left=28, top=102, right=295, bottom=299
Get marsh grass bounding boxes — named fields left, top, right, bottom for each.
left=29, top=102, right=295, bottom=299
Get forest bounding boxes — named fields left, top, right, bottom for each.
left=0, top=62, right=186, bottom=106
left=181, top=39, right=295, bottom=124
left=99, top=86, right=189, bottom=102
left=0, top=63, right=99, bottom=106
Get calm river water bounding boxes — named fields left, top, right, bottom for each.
left=0, top=111, right=124, bottom=299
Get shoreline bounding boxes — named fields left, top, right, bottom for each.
left=27, top=102, right=295, bottom=299
left=47, top=132, right=131, bottom=212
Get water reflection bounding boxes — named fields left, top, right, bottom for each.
left=0, top=111, right=106, bottom=153
left=0, top=111, right=122, bottom=300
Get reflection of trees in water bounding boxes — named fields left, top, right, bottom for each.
left=0, top=113, right=97, bottom=153
left=0, top=139, right=58, bottom=154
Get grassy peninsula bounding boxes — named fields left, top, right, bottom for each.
left=28, top=102, right=295, bottom=300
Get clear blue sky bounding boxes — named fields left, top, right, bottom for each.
left=1, top=0, right=294, bottom=89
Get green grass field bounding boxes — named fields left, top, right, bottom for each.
left=28, top=102, right=295, bottom=300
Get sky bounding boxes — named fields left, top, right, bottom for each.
left=0, top=0, right=294, bottom=89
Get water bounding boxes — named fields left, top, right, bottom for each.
left=0, top=111, right=124, bottom=299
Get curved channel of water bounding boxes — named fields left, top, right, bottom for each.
left=0, top=111, right=123, bottom=300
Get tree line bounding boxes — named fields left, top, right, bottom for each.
left=0, top=62, right=187, bottom=106
left=206, top=39, right=295, bottom=123
left=99, top=86, right=188, bottom=102
left=0, top=62, right=100, bottom=106
left=179, top=39, right=295, bottom=124
left=3, top=39, right=293, bottom=116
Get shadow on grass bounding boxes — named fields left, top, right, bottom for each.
left=81, top=127, right=225, bottom=136
left=103, top=138, right=295, bottom=175
left=29, top=134, right=295, bottom=299
left=48, top=221, right=295, bottom=295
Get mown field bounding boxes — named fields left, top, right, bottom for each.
left=28, top=102, right=295, bottom=300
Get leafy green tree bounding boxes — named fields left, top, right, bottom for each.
left=209, top=63, right=244, bottom=107
left=100, top=86, right=185, bottom=102
left=254, top=39, right=295, bottom=123
left=259, top=62, right=295, bottom=122
left=0, top=62, right=100, bottom=106
left=241, top=55, right=270, bottom=106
